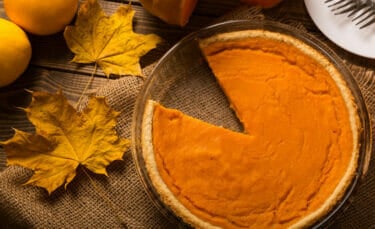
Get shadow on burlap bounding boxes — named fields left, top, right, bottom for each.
left=1, top=2, right=375, bottom=228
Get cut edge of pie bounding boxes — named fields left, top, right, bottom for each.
left=142, top=100, right=221, bottom=229
left=141, top=29, right=361, bottom=228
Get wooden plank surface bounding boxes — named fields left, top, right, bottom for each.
left=0, top=0, right=4, bottom=18
left=1, top=0, right=240, bottom=77
left=0, top=0, right=312, bottom=78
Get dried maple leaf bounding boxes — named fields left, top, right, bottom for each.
left=1, top=90, right=130, bottom=194
left=64, top=0, right=161, bottom=77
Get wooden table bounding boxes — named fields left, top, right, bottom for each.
left=1, top=0, right=374, bottom=227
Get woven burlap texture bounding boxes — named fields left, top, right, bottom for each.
left=1, top=4, right=375, bottom=228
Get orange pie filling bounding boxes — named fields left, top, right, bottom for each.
left=143, top=30, right=359, bottom=228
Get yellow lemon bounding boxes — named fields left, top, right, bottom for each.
left=4, top=0, right=78, bottom=35
left=0, top=18, right=32, bottom=87
left=0, top=18, right=31, bottom=87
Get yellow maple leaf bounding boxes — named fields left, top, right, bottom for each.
left=1, top=90, right=130, bottom=194
left=64, top=0, right=161, bottom=77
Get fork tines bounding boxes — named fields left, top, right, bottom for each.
left=325, top=0, right=375, bottom=29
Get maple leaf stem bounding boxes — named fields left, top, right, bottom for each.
left=76, top=63, right=98, bottom=109
left=81, top=166, right=130, bottom=227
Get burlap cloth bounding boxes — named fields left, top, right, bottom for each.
left=1, top=2, right=375, bottom=228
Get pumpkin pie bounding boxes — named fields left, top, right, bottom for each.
left=142, top=30, right=360, bottom=228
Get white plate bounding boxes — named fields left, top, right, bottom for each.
left=304, top=0, right=375, bottom=59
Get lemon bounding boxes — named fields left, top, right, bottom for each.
left=4, top=0, right=78, bottom=35
left=0, top=19, right=32, bottom=87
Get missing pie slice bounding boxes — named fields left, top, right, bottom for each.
left=142, top=29, right=360, bottom=228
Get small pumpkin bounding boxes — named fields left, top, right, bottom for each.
left=139, top=0, right=198, bottom=26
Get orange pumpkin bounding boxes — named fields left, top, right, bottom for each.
left=140, top=0, right=198, bottom=26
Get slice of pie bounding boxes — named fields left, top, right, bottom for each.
left=142, top=29, right=360, bottom=228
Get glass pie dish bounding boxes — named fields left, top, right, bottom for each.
left=131, top=20, right=372, bottom=228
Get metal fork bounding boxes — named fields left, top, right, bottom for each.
left=325, top=0, right=375, bottom=29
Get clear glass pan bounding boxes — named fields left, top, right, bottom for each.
left=131, top=20, right=372, bottom=228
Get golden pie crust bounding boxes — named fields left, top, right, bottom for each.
left=142, top=30, right=360, bottom=228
